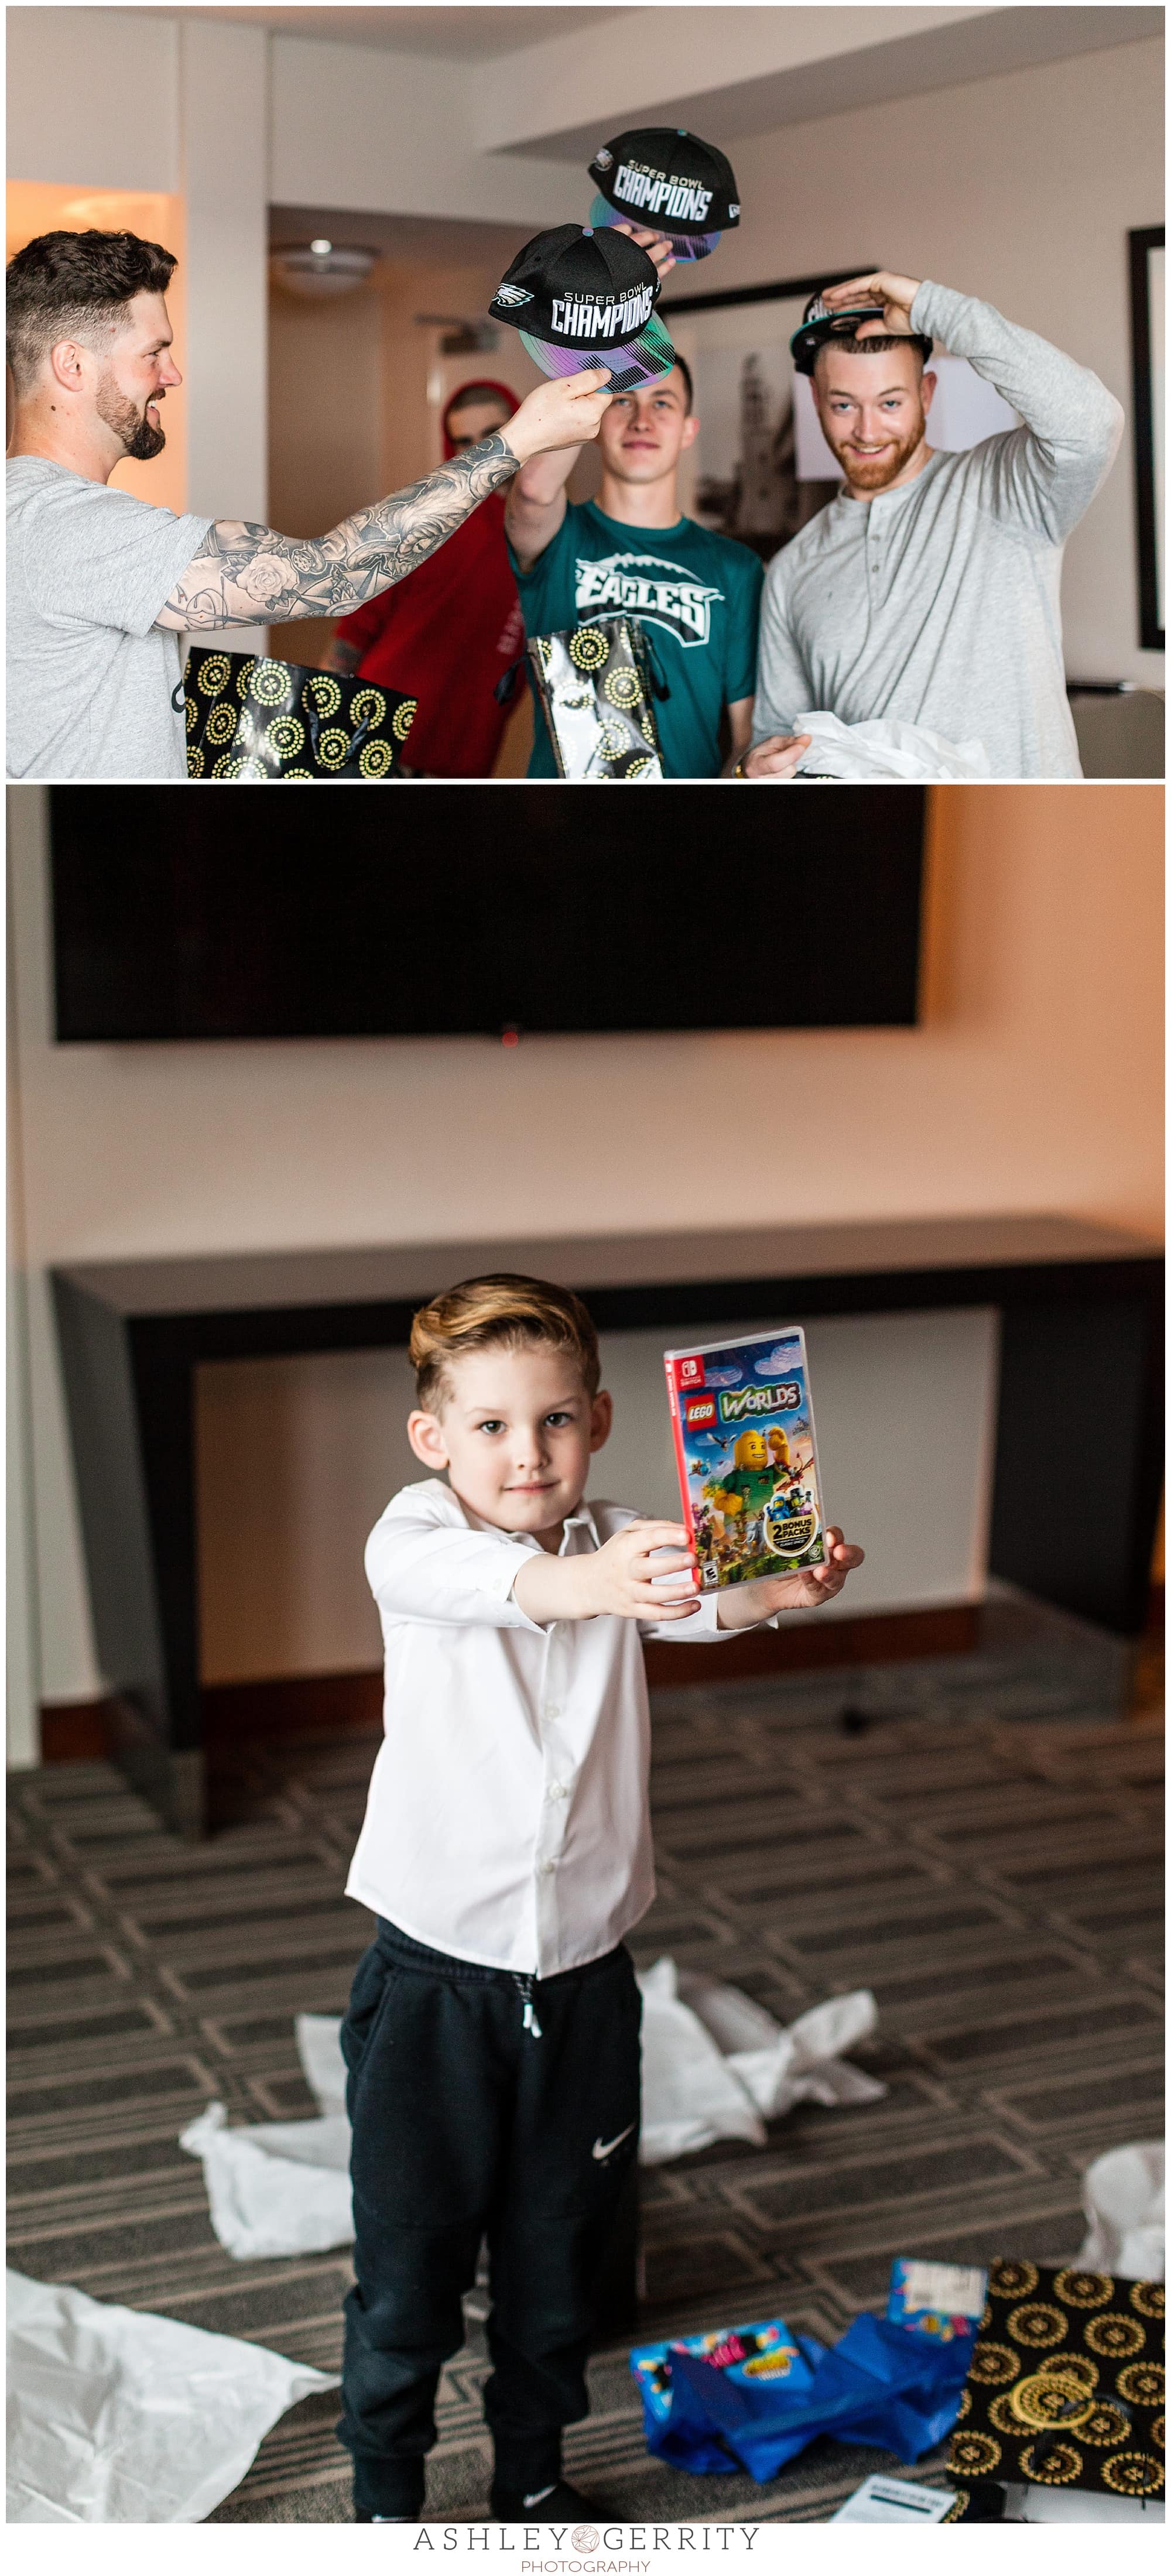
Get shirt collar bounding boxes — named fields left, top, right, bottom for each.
left=451, top=1484, right=598, bottom=1556
left=562, top=1501, right=600, bottom=1553
left=833, top=449, right=945, bottom=518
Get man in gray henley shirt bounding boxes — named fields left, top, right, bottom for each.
left=745, top=269, right=1124, bottom=782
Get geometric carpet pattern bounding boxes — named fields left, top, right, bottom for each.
left=8, top=1632, right=1163, bottom=2522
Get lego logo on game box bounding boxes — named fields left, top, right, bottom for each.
left=677, top=1356, right=705, bottom=1387
left=684, top=1395, right=717, bottom=1427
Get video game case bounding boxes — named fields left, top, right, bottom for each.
left=663, top=1325, right=828, bottom=1590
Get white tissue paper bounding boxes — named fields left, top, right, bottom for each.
left=6, top=2270, right=338, bottom=2522
left=1076, top=2140, right=1165, bottom=2282
left=182, top=1978, right=885, bottom=2253
left=636, top=1958, right=885, bottom=2164
left=179, top=2013, right=353, bottom=2259
left=792, top=710, right=991, bottom=783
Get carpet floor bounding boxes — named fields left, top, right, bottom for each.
left=8, top=1612, right=1163, bottom=2523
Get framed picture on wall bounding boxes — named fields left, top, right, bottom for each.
left=662, top=270, right=861, bottom=562
left=662, top=269, right=1018, bottom=568
left=1128, top=225, right=1165, bottom=651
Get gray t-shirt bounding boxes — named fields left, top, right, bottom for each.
left=752, top=283, right=1125, bottom=780
left=6, top=458, right=213, bottom=781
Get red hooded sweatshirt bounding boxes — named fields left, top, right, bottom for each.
left=333, top=380, right=524, bottom=777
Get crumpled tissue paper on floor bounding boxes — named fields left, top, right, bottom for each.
left=6, top=2269, right=338, bottom=2522
left=792, top=710, right=991, bottom=783
left=636, top=1959, right=885, bottom=2164
left=1077, top=2139, right=1165, bottom=2280
left=179, top=2013, right=352, bottom=2259
left=181, top=1973, right=885, bottom=2256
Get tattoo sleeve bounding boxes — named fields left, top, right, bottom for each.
left=158, top=434, right=519, bottom=632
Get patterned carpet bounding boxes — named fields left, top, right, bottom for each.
left=8, top=1609, right=1163, bottom=2523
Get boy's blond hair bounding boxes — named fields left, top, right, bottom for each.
left=409, top=1273, right=601, bottom=1413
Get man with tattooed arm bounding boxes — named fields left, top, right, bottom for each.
left=5, top=229, right=613, bottom=782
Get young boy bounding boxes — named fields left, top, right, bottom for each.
left=338, top=1273, right=863, bottom=2523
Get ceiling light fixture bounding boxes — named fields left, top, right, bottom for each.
left=271, top=242, right=378, bottom=299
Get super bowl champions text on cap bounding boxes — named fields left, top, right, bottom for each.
left=610, top=166, right=715, bottom=226
left=550, top=285, right=655, bottom=344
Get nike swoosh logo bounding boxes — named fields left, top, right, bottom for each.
left=592, top=2122, right=636, bottom=2161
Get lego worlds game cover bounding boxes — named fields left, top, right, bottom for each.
left=665, top=1326, right=827, bottom=1588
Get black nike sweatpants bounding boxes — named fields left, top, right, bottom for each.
left=336, top=1918, right=642, bottom=2519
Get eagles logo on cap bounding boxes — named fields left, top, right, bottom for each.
left=586, top=125, right=740, bottom=264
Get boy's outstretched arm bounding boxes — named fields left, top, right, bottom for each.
left=511, top=1520, right=864, bottom=1628
left=512, top=1520, right=701, bottom=1626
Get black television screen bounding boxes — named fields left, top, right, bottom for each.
left=50, top=785, right=925, bottom=1042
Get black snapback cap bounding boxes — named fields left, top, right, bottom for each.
left=489, top=222, right=674, bottom=391
left=790, top=290, right=933, bottom=376
left=587, top=126, right=739, bottom=261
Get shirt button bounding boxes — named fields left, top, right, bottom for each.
left=547, top=1782, right=569, bottom=1801
left=545, top=1703, right=561, bottom=1720
left=540, top=1859, right=556, bottom=1875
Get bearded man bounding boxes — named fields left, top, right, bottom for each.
left=745, top=270, right=1124, bottom=782
left=5, top=230, right=612, bottom=781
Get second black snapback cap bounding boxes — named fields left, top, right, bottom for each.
left=587, top=126, right=740, bottom=261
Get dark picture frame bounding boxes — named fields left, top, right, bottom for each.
left=1128, top=224, right=1165, bottom=651
left=659, top=266, right=872, bottom=322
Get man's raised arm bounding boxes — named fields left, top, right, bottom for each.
left=821, top=270, right=1124, bottom=546
left=504, top=225, right=676, bottom=574
left=504, top=444, right=581, bottom=575
left=156, top=371, right=612, bottom=632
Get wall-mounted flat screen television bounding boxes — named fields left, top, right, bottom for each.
left=49, top=786, right=926, bottom=1043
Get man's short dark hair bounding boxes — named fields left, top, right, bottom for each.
left=813, top=330, right=930, bottom=373
left=446, top=382, right=513, bottom=416
left=6, top=229, right=177, bottom=393
left=669, top=351, right=694, bottom=415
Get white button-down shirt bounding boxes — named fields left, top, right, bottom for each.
left=346, top=1477, right=736, bottom=1975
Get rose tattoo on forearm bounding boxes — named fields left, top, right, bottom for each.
left=161, top=434, right=519, bottom=631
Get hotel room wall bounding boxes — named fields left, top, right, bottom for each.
left=6, top=786, right=1163, bottom=1749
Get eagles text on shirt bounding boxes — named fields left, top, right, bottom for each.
left=576, top=550, right=723, bottom=646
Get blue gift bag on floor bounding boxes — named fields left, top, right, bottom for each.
left=631, top=2304, right=973, bottom=2484
left=629, top=2321, right=819, bottom=2474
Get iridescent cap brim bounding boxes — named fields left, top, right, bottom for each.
left=519, top=310, right=676, bottom=392
left=588, top=194, right=721, bottom=261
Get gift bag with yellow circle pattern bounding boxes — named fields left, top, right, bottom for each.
left=526, top=614, right=665, bottom=781
left=946, top=2256, right=1163, bottom=2515
left=183, top=649, right=417, bottom=780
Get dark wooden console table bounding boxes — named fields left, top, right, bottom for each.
left=52, top=1215, right=1162, bottom=1835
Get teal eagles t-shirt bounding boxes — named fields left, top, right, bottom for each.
left=509, top=501, right=763, bottom=780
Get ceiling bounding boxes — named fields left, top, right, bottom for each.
left=269, top=203, right=536, bottom=265
left=136, top=5, right=635, bottom=57
left=501, top=4, right=1166, bottom=159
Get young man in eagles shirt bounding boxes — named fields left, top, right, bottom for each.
left=505, top=341, right=762, bottom=780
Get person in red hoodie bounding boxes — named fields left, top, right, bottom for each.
left=325, top=380, right=525, bottom=776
